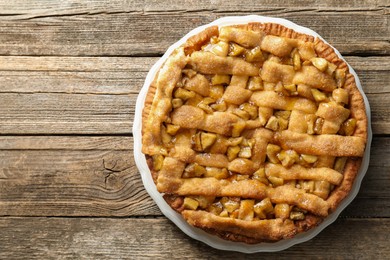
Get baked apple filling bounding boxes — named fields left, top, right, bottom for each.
left=142, top=23, right=367, bottom=243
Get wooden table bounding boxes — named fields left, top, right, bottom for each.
left=0, top=1, right=389, bottom=258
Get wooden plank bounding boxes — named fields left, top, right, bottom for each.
left=0, top=93, right=134, bottom=134
left=0, top=136, right=132, bottom=150
left=0, top=56, right=147, bottom=94
left=0, top=10, right=388, bottom=56
left=1, top=0, right=388, bottom=15
left=369, top=94, right=390, bottom=135
left=0, top=56, right=388, bottom=94
left=0, top=56, right=388, bottom=134
left=0, top=136, right=388, bottom=217
left=0, top=217, right=389, bottom=258
left=347, top=57, right=390, bottom=94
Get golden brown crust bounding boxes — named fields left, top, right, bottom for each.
left=327, top=158, right=363, bottom=211
left=182, top=210, right=297, bottom=242
left=141, top=80, right=157, bottom=137
left=312, top=34, right=367, bottom=215
left=142, top=48, right=188, bottom=156
left=344, top=73, right=368, bottom=140
left=183, top=26, right=219, bottom=55
left=295, top=214, right=323, bottom=233
left=314, top=38, right=367, bottom=141
left=141, top=21, right=368, bottom=244
left=274, top=130, right=366, bottom=157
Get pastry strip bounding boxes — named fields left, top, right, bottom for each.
left=223, top=75, right=252, bottom=105
left=265, top=163, right=343, bottom=185
left=195, top=154, right=229, bottom=168
left=142, top=48, right=188, bottom=155
left=316, top=102, right=351, bottom=134
left=288, top=110, right=308, bottom=133
left=250, top=91, right=317, bottom=113
left=159, top=173, right=330, bottom=216
left=190, top=51, right=259, bottom=76
left=174, top=178, right=268, bottom=199
left=260, top=35, right=297, bottom=57
left=260, top=60, right=295, bottom=84
left=182, top=210, right=297, bottom=241
left=268, top=186, right=329, bottom=217
left=251, top=128, right=274, bottom=165
left=293, top=66, right=336, bottom=92
left=219, top=27, right=264, bottom=48
left=156, top=157, right=186, bottom=193
left=171, top=105, right=239, bottom=135
left=274, top=130, right=366, bottom=157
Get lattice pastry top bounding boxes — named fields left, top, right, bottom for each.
left=141, top=22, right=367, bottom=243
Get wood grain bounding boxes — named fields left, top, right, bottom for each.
left=0, top=56, right=388, bottom=135
left=0, top=136, right=159, bottom=216
left=0, top=217, right=389, bottom=259
left=1, top=0, right=389, bottom=15
left=0, top=7, right=388, bottom=56
left=0, top=1, right=388, bottom=257
left=0, top=56, right=388, bottom=94
left=0, top=93, right=134, bottom=134
left=0, top=136, right=388, bottom=217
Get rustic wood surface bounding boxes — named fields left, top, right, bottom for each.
left=0, top=0, right=389, bottom=258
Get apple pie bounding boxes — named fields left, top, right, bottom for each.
left=141, top=22, right=367, bottom=243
